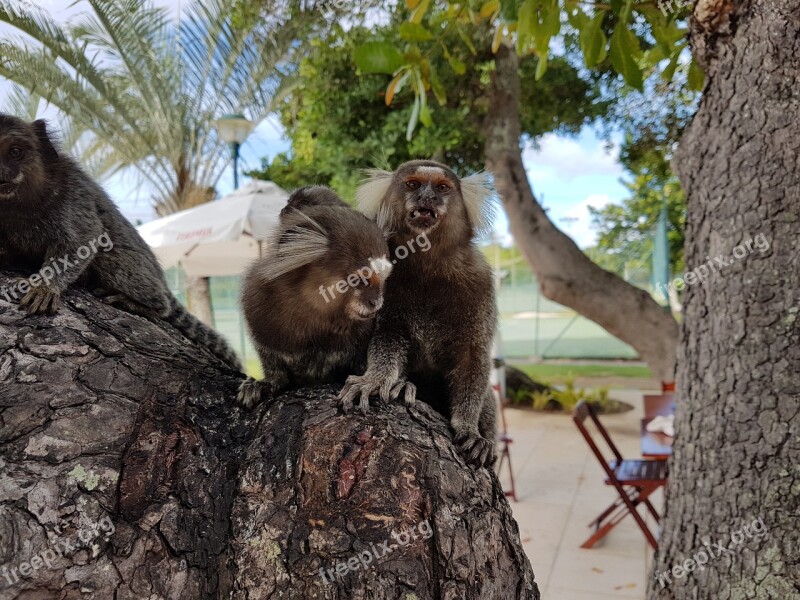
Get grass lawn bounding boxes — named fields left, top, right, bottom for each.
left=511, top=362, right=653, bottom=385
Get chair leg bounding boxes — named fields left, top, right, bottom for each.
left=582, top=485, right=662, bottom=550
left=505, top=445, right=518, bottom=502
left=494, top=442, right=517, bottom=502
left=588, top=497, right=624, bottom=529
left=644, top=497, right=661, bottom=523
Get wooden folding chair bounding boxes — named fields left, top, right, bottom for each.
left=572, top=401, right=667, bottom=550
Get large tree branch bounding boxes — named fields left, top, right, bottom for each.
left=484, top=43, right=680, bottom=382
left=0, top=272, right=539, bottom=599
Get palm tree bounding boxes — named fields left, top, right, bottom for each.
left=0, top=0, right=313, bottom=322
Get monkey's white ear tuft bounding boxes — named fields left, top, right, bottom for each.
left=356, top=169, right=393, bottom=228
left=258, top=219, right=329, bottom=282
left=460, top=171, right=496, bottom=237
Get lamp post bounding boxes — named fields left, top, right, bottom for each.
left=215, top=113, right=254, bottom=190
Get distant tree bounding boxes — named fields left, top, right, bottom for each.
left=589, top=78, right=697, bottom=279
left=0, top=0, right=319, bottom=322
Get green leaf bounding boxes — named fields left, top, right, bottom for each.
left=420, top=103, right=433, bottom=127
left=543, top=1, right=561, bottom=37
left=400, top=22, right=433, bottom=41
left=407, top=95, right=420, bottom=140
left=687, top=60, right=705, bottom=91
left=410, top=0, right=431, bottom=24
left=660, top=50, right=680, bottom=83
left=517, top=0, right=535, bottom=40
left=447, top=54, right=467, bottom=75
left=500, top=0, right=519, bottom=22
left=609, top=24, right=643, bottom=90
left=429, top=66, right=447, bottom=105
left=456, top=25, right=478, bottom=55
left=568, top=8, right=589, bottom=29
left=579, top=11, right=607, bottom=68
left=353, top=42, right=404, bottom=74
left=535, top=54, right=548, bottom=80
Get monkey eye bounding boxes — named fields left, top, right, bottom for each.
left=9, top=147, right=23, bottom=160
left=405, top=180, right=420, bottom=190
left=436, top=183, right=451, bottom=193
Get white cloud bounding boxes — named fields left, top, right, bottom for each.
left=522, top=133, right=623, bottom=181
left=551, top=194, right=616, bottom=248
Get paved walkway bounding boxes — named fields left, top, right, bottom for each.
left=500, top=390, right=663, bottom=600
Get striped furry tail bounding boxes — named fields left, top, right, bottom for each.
left=165, top=296, right=242, bottom=371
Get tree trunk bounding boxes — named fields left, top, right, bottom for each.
left=648, top=1, right=799, bottom=598
left=484, top=43, right=680, bottom=382
left=185, top=275, right=215, bottom=327
left=0, top=272, right=539, bottom=600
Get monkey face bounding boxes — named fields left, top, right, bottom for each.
left=398, top=164, right=459, bottom=234
left=343, top=256, right=392, bottom=321
left=0, top=115, right=49, bottom=202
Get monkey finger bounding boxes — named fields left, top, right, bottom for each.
left=378, top=379, right=394, bottom=402
left=388, top=381, right=404, bottom=400
left=43, top=293, right=60, bottom=314
left=402, top=382, right=417, bottom=407
left=337, top=376, right=366, bottom=401
left=339, top=387, right=359, bottom=413
left=358, top=388, right=372, bottom=415
left=237, top=378, right=262, bottom=408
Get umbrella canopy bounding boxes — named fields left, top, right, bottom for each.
left=137, top=180, right=289, bottom=277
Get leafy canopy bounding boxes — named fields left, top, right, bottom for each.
left=249, top=21, right=608, bottom=199
left=0, top=0, right=316, bottom=212
left=354, top=0, right=698, bottom=139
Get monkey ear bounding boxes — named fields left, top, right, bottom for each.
left=258, top=211, right=329, bottom=282
left=32, top=120, right=59, bottom=160
left=356, top=169, right=394, bottom=230
left=460, top=171, right=497, bottom=237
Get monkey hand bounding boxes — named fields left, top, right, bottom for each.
left=338, top=371, right=403, bottom=414
left=389, top=380, right=417, bottom=407
left=452, top=424, right=496, bottom=469
left=237, top=377, right=281, bottom=408
left=20, top=285, right=62, bottom=314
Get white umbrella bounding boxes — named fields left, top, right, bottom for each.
left=137, top=180, right=290, bottom=277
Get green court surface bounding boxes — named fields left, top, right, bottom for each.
left=175, top=275, right=642, bottom=365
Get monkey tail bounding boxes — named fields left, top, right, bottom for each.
left=165, top=297, right=243, bottom=372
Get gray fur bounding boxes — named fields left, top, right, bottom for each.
left=237, top=186, right=391, bottom=408
left=0, top=114, right=241, bottom=371
left=339, top=159, right=498, bottom=468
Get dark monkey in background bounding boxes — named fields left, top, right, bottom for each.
left=238, top=186, right=392, bottom=407
left=338, top=160, right=498, bottom=468
left=0, top=114, right=241, bottom=370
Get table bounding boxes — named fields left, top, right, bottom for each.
left=642, top=393, right=676, bottom=459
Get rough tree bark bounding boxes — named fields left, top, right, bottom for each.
left=483, top=43, right=680, bottom=382
left=0, top=273, right=538, bottom=600
left=648, top=1, right=799, bottom=598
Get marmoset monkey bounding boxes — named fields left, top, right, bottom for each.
left=237, top=186, right=392, bottom=407
left=338, top=160, right=498, bottom=468
left=0, top=114, right=241, bottom=370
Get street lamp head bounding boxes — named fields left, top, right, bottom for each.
left=215, top=113, right=255, bottom=146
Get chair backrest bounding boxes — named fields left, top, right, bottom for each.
left=573, top=401, right=624, bottom=477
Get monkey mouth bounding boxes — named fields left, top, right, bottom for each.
left=349, top=303, right=379, bottom=320
left=407, top=207, right=439, bottom=230
left=0, top=182, right=16, bottom=196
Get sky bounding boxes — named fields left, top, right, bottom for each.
left=0, top=0, right=630, bottom=248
